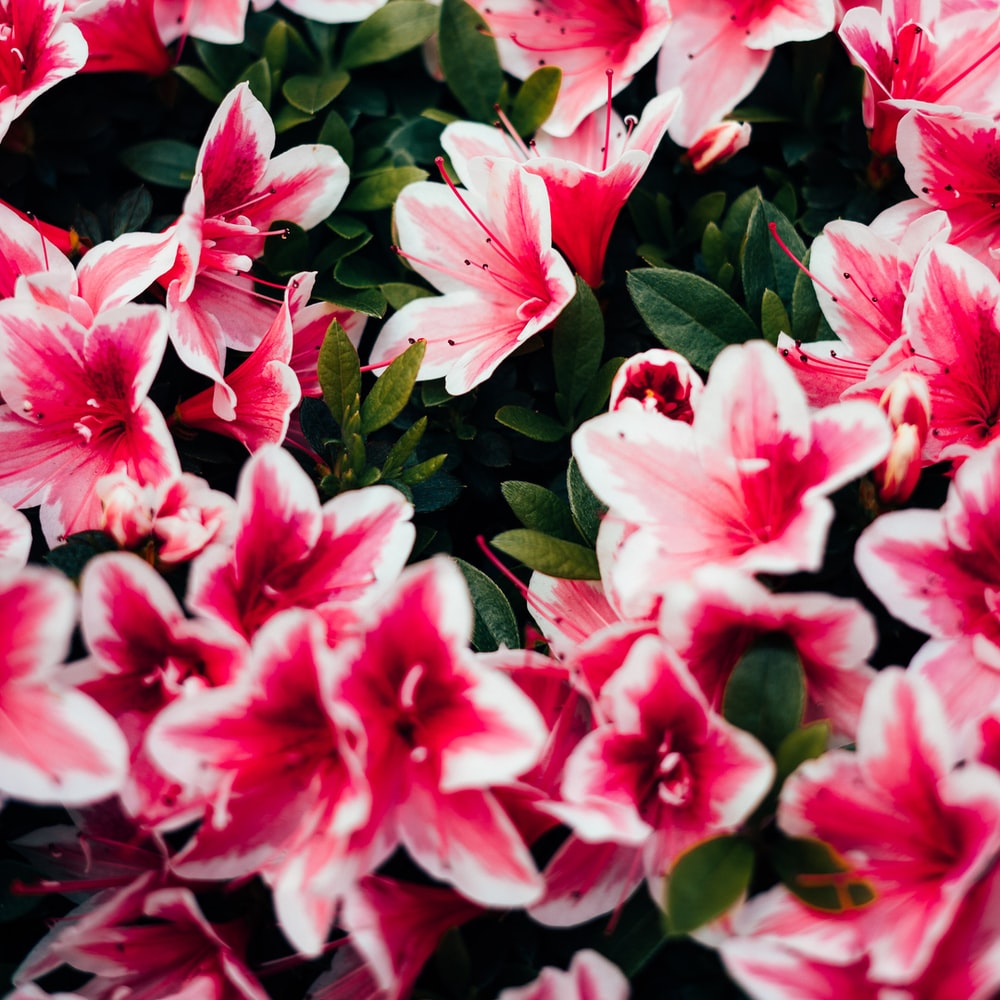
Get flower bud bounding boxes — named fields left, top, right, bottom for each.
left=683, top=121, right=752, bottom=173
left=610, top=349, right=704, bottom=422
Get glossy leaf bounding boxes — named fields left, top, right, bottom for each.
left=495, top=405, right=566, bottom=441
left=455, top=557, right=521, bottom=651
left=361, top=338, right=426, bottom=434
left=501, top=481, right=580, bottom=541
left=341, top=166, right=428, bottom=211
left=438, top=0, right=503, bottom=122
left=742, top=198, right=805, bottom=324
left=120, top=140, right=198, bottom=189
left=665, top=836, right=754, bottom=935
left=567, top=456, right=607, bottom=547
left=552, top=276, right=604, bottom=423
left=491, top=529, right=600, bottom=579
left=509, top=66, right=562, bottom=136
left=341, top=1, right=440, bottom=69
left=282, top=70, right=350, bottom=113
left=760, top=287, right=791, bottom=344
left=318, top=320, right=362, bottom=429
left=770, top=836, right=877, bottom=913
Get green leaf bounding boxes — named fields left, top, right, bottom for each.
left=318, top=109, right=355, bottom=167
left=318, top=320, right=361, bottom=429
left=262, top=220, right=309, bottom=277
left=361, top=338, right=426, bottom=434
left=173, top=65, right=226, bottom=103
left=760, top=287, right=792, bottom=344
left=193, top=38, right=252, bottom=87
left=770, top=836, right=876, bottom=912
left=454, top=558, right=521, bottom=652
left=491, top=529, right=600, bottom=579
left=552, top=276, right=604, bottom=423
left=508, top=66, right=562, bottom=136
left=501, top=481, right=579, bottom=541
left=495, top=405, right=566, bottom=442
left=722, top=634, right=805, bottom=754
left=438, top=0, right=503, bottom=122
left=400, top=452, right=447, bottom=484
left=44, top=531, right=119, bottom=581
left=775, top=720, right=831, bottom=783
left=567, top=457, right=607, bottom=547
left=110, top=186, right=153, bottom=237
left=341, top=1, right=439, bottom=68
left=680, top=191, right=726, bottom=244
left=574, top=355, right=623, bottom=423
left=238, top=57, right=272, bottom=107
left=282, top=69, right=350, bottom=113
left=627, top=268, right=758, bottom=371
left=120, top=140, right=198, bottom=189
left=381, top=282, right=434, bottom=309
left=665, top=836, right=754, bottom=935
left=742, top=197, right=805, bottom=324
left=721, top=185, right=761, bottom=257
left=701, top=221, right=728, bottom=283
left=263, top=19, right=291, bottom=72
left=341, top=166, right=428, bottom=212
left=273, top=105, right=315, bottom=133
left=315, top=283, right=388, bottom=316
left=381, top=416, right=427, bottom=479
left=791, top=247, right=824, bottom=343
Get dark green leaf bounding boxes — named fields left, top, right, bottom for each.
left=282, top=70, right=350, bottom=113
left=501, top=481, right=579, bottom=541
left=318, top=109, right=355, bottom=167
left=770, top=836, right=876, bottom=912
left=238, top=57, right=272, bottom=107
left=508, top=66, right=562, bottom=136
left=574, top=356, right=623, bottom=423
left=722, top=634, right=805, bottom=754
left=721, top=185, right=761, bottom=257
left=742, top=197, right=805, bottom=324
left=495, top=405, right=566, bottom=442
left=335, top=252, right=396, bottom=289
left=273, top=105, right=316, bottom=132
left=361, top=338, right=426, bottom=434
left=400, top=453, right=448, bottom=484
left=193, top=38, right=252, bottom=87
left=313, top=280, right=388, bottom=316
left=173, top=65, right=226, bottom=103
left=262, top=220, right=309, bottom=277
left=0, top=862, right=45, bottom=922
left=44, top=531, right=119, bottom=581
left=454, top=558, right=521, bottom=652
left=386, top=117, right=447, bottom=163
left=760, top=287, right=792, bottom=344
left=791, top=247, right=827, bottom=343
left=665, top=836, right=754, bottom=935
left=627, top=268, right=758, bottom=370
left=120, top=140, right=198, bottom=189
left=110, top=186, right=153, bottom=237
left=381, top=416, right=427, bottom=479
left=341, top=166, right=428, bottom=211
left=341, top=1, right=440, bottom=68
left=552, top=276, right=604, bottom=423
left=438, top=0, right=503, bottom=122
left=567, top=457, right=606, bottom=547
left=318, top=320, right=361, bottom=429
left=701, top=221, right=728, bottom=283
left=775, top=721, right=831, bottom=783
left=680, top=191, right=726, bottom=244
left=491, top=529, right=600, bottom=579
left=381, top=282, right=434, bottom=309
left=299, top=396, right=340, bottom=455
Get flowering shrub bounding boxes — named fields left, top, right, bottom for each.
left=3, top=0, right=1000, bottom=997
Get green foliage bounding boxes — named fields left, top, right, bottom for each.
left=567, top=458, right=607, bottom=547
left=282, top=69, right=351, bottom=113
left=628, top=268, right=759, bottom=370
left=723, top=634, right=806, bottom=754
left=438, top=0, right=504, bottom=122
left=340, top=1, right=440, bottom=69
left=741, top=197, right=806, bottom=326
left=491, top=529, right=600, bottom=579
left=341, top=165, right=428, bottom=211
left=665, top=836, right=755, bottom=935
left=552, top=277, right=606, bottom=428
left=770, top=836, right=877, bottom=912
left=119, top=140, right=198, bottom=188
left=508, top=67, right=562, bottom=136
left=495, top=405, right=567, bottom=442
left=501, top=481, right=580, bottom=541
left=454, top=557, right=521, bottom=651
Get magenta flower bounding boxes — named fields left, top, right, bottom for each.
left=469, top=0, right=671, bottom=137
left=573, top=341, right=892, bottom=615
left=0, top=567, right=128, bottom=809
left=442, top=89, right=680, bottom=287
left=608, top=347, right=704, bottom=419
left=69, top=0, right=172, bottom=75
left=0, top=498, right=30, bottom=577
left=368, top=158, right=576, bottom=394
left=545, top=634, right=774, bottom=891
left=332, top=557, right=549, bottom=908
left=498, top=950, right=630, bottom=1000
left=0, top=300, right=179, bottom=544
left=186, top=445, right=414, bottom=640
left=0, top=0, right=87, bottom=143
left=778, top=667, right=1000, bottom=983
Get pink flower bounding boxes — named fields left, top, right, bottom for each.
left=855, top=435, right=1000, bottom=655
left=74, top=552, right=248, bottom=825
left=252, top=0, right=389, bottom=23
left=573, top=341, right=892, bottom=615
left=0, top=498, right=30, bottom=577
left=161, top=82, right=349, bottom=418
left=0, top=567, right=128, bottom=808
left=545, top=634, right=774, bottom=892
left=608, top=348, right=704, bottom=419
left=498, top=950, right=630, bottom=1000
left=656, top=0, right=835, bottom=147
left=96, top=470, right=236, bottom=566
left=0, top=0, right=88, bottom=143
left=186, top=445, right=414, bottom=640
left=840, top=0, right=1000, bottom=156
left=146, top=609, right=372, bottom=956
left=442, top=89, right=680, bottom=287
left=368, top=158, right=576, bottom=394
left=469, top=0, right=672, bottom=137
left=332, top=557, right=549, bottom=908
left=778, top=667, right=1000, bottom=983
left=69, top=0, right=172, bottom=75
left=683, top=120, right=752, bottom=172
left=872, top=371, right=931, bottom=502
left=14, top=873, right=270, bottom=999
left=0, top=300, right=179, bottom=544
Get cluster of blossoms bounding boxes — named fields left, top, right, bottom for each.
left=4, top=0, right=1000, bottom=998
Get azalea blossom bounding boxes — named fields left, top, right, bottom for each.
left=573, top=341, right=892, bottom=615
left=0, top=566, right=128, bottom=809
left=682, top=120, right=752, bottom=172
left=368, top=157, right=576, bottom=394
left=498, top=950, right=630, bottom=999
left=0, top=300, right=180, bottom=544
left=68, top=0, right=172, bottom=75
left=656, top=0, right=835, bottom=147
left=608, top=347, right=704, bottom=419
left=469, top=0, right=672, bottom=137
left=0, top=0, right=88, bottom=144
left=778, top=667, right=1000, bottom=983
left=252, top=0, right=389, bottom=23
left=442, top=88, right=681, bottom=287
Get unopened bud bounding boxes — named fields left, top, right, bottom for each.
left=609, top=349, right=704, bottom=422
left=683, top=121, right=752, bottom=174
left=878, top=371, right=931, bottom=442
